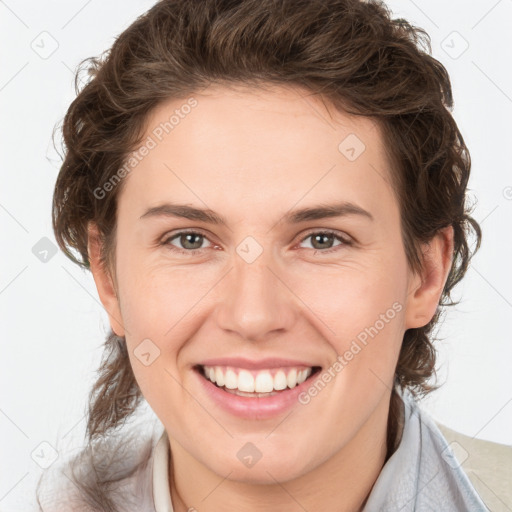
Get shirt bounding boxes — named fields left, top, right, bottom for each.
left=151, top=387, right=488, bottom=511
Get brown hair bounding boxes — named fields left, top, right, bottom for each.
left=38, top=0, right=481, bottom=509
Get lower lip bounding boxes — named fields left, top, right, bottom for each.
left=194, top=367, right=321, bottom=420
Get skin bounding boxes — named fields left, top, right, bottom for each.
left=88, top=83, right=453, bottom=512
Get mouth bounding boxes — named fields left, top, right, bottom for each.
left=194, top=364, right=323, bottom=398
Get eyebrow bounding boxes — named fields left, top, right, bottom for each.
left=139, top=201, right=374, bottom=225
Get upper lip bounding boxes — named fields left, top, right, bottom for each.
left=196, top=357, right=320, bottom=370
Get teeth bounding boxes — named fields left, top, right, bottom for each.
left=274, top=370, right=288, bottom=390
left=201, top=365, right=314, bottom=393
left=225, top=369, right=237, bottom=389
left=238, top=370, right=255, bottom=392
left=287, top=368, right=297, bottom=388
left=255, top=372, right=274, bottom=393
left=298, top=369, right=308, bottom=384
left=215, top=367, right=224, bottom=387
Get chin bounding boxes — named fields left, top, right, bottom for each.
left=206, top=449, right=312, bottom=485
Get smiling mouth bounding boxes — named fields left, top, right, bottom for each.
left=194, top=364, right=322, bottom=397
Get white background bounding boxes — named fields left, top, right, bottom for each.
left=1, top=0, right=511, bottom=510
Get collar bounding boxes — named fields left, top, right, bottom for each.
left=152, top=428, right=174, bottom=512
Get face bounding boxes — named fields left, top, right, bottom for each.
left=89, top=84, right=450, bottom=485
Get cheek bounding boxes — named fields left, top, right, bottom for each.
left=118, top=255, right=215, bottom=333
left=288, top=254, right=407, bottom=383
left=290, top=256, right=406, bottom=335
left=116, top=260, right=222, bottom=404
left=337, top=262, right=407, bottom=384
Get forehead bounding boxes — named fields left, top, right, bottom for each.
left=117, top=84, right=398, bottom=227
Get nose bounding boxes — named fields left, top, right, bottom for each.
left=214, top=251, right=298, bottom=342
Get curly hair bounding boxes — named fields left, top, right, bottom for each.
left=40, top=0, right=481, bottom=509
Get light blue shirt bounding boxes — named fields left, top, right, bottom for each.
left=361, top=387, right=488, bottom=511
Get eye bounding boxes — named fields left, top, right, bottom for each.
left=161, top=230, right=213, bottom=254
left=297, top=230, right=352, bottom=254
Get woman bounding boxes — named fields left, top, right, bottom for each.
left=36, top=0, right=488, bottom=510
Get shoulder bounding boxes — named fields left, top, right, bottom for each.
left=364, top=388, right=490, bottom=511
left=35, top=423, right=163, bottom=511
left=401, top=392, right=489, bottom=511
left=434, top=420, right=512, bottom=511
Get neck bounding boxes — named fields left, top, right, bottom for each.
left=168, top=389, right=403, bottom=512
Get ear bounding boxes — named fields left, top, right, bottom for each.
left=404, top=225, right=454, bottom=329
left=87, top=222, right=125, bottom=337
